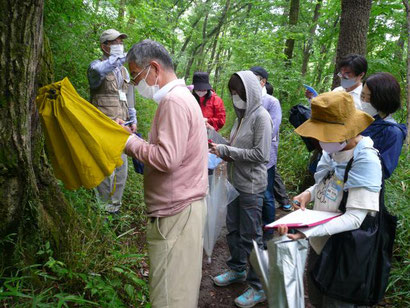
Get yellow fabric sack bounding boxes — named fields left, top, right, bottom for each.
left=36, top=77, right=131, bottom=190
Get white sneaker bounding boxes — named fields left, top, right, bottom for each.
left=105, top=204, right=120, bottom=213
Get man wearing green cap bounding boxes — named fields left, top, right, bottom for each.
left=87, top=29, right=137, bottom=213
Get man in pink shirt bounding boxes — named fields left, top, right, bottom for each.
left=125, top=39, right=208, bottom=308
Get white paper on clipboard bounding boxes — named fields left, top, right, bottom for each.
left=265, top=209, right=342, bottom=229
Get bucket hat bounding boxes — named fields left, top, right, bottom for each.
left=193, top=72, right=212, bottom=91
left=295, top=91, right=374, bottom=142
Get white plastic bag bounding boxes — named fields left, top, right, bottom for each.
left=204, top=164, right=239, bottom=263
left=250, top=236, right=308, bottom=308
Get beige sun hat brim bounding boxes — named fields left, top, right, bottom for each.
left=295, top=110, right=374, bottom=142
left=294, top=91, right=375, bottom=142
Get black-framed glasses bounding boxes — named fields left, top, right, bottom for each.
left=130, top=64, right=150, bottom=86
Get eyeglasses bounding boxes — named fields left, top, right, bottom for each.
left=337, top=71, right=355, bottom=79
left=130, top=64, right=150, bottom=86
left=337, top=72, right=347, bottom=79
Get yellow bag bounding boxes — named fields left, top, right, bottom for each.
left=36, top=77, right=131, bottom=190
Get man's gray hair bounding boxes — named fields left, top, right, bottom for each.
left=126, top=39, right=174, bottom=70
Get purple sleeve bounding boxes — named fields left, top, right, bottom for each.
left=264, top=96, right=282, bottom=137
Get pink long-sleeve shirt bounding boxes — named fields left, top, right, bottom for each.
left=125, top=83, right=208, bottom=217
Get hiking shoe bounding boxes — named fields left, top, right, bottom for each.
left=105, top=204, right=120, bottom=213
left=281, top=204, right=293, bottom=212
left=234, top=287, right=266, bottom=308
left=213, top=270, right=246, bottom=286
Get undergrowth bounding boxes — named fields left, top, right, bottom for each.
left=0, top=163, right=150, bottom=307
left=1, top=94, right=408, bottom=307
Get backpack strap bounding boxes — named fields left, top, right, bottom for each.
left=338, top=152, right=385, bottom=213
left=338, top=157, right=354, bottom=213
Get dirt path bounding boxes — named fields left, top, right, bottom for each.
left=198, top=226, right=268, bottom=308
left=198, top=208, right=303, bottom=308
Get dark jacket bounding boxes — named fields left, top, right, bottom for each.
left=361, top=115, right=407, bottom=179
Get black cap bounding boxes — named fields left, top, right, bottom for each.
left=250, top=66, right=268, bottom=80
left=193, top=72, right=212, bottom=91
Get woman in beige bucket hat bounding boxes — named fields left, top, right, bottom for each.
left=279, top=91, right=383, bottom=307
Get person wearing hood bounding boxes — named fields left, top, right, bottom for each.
left=87, top=29, right=137, bottom=213
left=250, top=66, right=290, bottom=242
left=360, top=72, right=407, bottom=179
left=209, top=71, right=272, bottom=308
left=332, top=54, right=374, bottom=115
left=192, top=71, right=226, bottom=131
left=278, top=91, right=382, bottom=307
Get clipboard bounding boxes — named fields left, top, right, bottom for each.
left=265, top=209, right=341, bottom=229
left=207, top=128, right=229, bottom=145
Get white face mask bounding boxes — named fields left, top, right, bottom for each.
left=319, top=141, right=347, bottom=154
left=136, top=66, right=159, bottom=101
left=110, top=44, right=124, bottom=56
left=361, top=101, right=378, bottom=116
left=232, top=94, right=246, bottom=109
left=195, top=90, right=207, bottom=97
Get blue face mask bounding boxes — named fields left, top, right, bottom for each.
left=340, top=78, right=356, bottom=89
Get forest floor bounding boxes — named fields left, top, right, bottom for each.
left=197, top=207, right=313, bottom=308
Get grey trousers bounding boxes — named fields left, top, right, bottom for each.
left=96, top=153, right=128, bottom=211
left=226, top=191, right=264, bottom=290
left=273, top=170, right=290, bottom=206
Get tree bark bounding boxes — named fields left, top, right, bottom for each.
left=0, top=0, right=77, bottom=267
left=301, top=0, right=322, bottom=76
left=331, top=0, right=372, bottom=89
left=284, top=0, right=300, bottom=65
left=403, top=0, right=410, bottom=145
left=207, top=30, right=220, bottom=73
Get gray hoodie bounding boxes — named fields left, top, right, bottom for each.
left=213, top=71, right=272, bottom=194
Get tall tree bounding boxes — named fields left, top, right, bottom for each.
left=0, top=0, right=76, bottom=266
left=284, top=0, right=300, bottom=65
left=331, top=0, right=372, bottom=89
left=404, top=0, right=410, bottom=145
left=301, top=0, right=322, bottom=76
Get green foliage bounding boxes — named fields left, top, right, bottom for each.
left=0, top=166, right=150, bottom=306
left=4, top=0, right=406, bottom=305
left=383, top=150, right=410, bottom=305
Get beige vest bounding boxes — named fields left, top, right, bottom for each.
left=90, top=66, right=129, bottom=121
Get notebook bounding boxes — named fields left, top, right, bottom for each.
left=265, top=209, right=341, bottom=229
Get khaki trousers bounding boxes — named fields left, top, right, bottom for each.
left=96, top=153, right=128, bottom=211
left=147, top=199, right=206, bottom=308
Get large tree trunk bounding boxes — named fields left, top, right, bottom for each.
left=404, top=0, right=410, bottom=145
left=0, top=0, right=77, bottom=267
left=331, top=0, right=372, bottom=89
left=283, top=0, right=300, bottom=65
